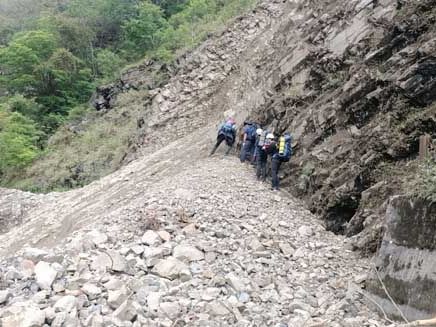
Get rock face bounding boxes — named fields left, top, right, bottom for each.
left=367, top=195, right=436, bottom=321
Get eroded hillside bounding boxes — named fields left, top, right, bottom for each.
left=1, top=0, right=436, bottom=325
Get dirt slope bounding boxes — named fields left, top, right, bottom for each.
left=0, top=156, right=387, bottom=326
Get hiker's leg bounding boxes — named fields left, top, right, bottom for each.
left=240, top=141, right=247, bottom=162
left=210, top=135, right=224, bottom=156
left=256, top=154, right=262, bottom=179
left=249, top=141, right=256, bottom=163
left=225, top=138, right=234, bottom=155
left=271, top=158, right=280, bottom=189
left=261, top=159, right=267, bottom=182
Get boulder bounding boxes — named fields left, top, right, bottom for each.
left=368, top=196, right=436, bottom=321
left=34, top=261, right=57, bottom=290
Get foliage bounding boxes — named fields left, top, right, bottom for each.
left=95, top=49, right=123, bottom=80
left=415, top=158, right=436, bottom=202
left=0, top=105, right=41, bottom=175
left=122, top=1, right=169, bottom=56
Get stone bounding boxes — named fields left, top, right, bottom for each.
left=141, top=230, right=161, bottom=246
left=182, top=224, right=198, bottom=235
left=34, top=261, right=57, bottom=289
left=108, top=286, right=130, bottom=309
left=104, top=278, right=124, bottom=290
left=226, top=273, right=246, bottom=292
left=54, top=295, right=78, bottom=312
left=207, top=301, right=230, bottom=316
left=157, top=230, right=171, bottom=242
left=0, top=290, right=11, bottom=304
left=147, top=292, right=161, bottom=315
left=82, top=283, right=102, bottom=300
left=278, top=242, right=294, bottom=256
left=85, top=230, right=108, bottom=246
left=91, top=251, right=128, bottom=272
left=298, top=225, right=314, bottom=237
left=112, top=300, right=138, bottom=321
left=1, top=304, right=45, bottom=327
left=248, top=238, right=265, bottom=251
left=173, top=244, right=204, bottom=262
left=152, top=257, right=189, bottom=280
left=159, top=302, right=180, bottom=320
left=22, top=248, right=49, bottom=262
left=130, top=245, right=145, bottom=255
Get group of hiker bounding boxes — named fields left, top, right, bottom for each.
left=210, top=118, right=292, bottom=191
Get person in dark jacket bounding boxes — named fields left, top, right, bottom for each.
left=210, top=118, right=237, bottom=156
left=240, top=121, right=257, bottom=163
left=256, top=132, right=276, bottom=182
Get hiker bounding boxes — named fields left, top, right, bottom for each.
left=210, top=118, right=237, bottom=156
left=256, top=132, right=276, bottom=182
left=240, top=121, right=257, bottom=163
left=252, top=128, right=263, bottom=164
left=271, top=132, right=292, bottom=191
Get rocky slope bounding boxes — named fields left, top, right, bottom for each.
left=1, top=0, right=435, bottom=325
left=9, top=0, right=435, bottom=250
left=0, top=157, right=387, bottom=326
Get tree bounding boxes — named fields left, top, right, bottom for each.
left=37, top=14, right=96, bottom=62
left=0, top=106, right=41, bottom=175
left=151, top=0, right=188, bottom=17
left=96, top=49, right=123, bottom=79
left=67, top=0, right=139, bottom=48
left=0, top=30, right=58, bottom=93
left=122, top=1, right=169, bottom=56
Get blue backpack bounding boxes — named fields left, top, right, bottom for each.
left=245, top=124, right=257, bottom=141
left=221, top=122, right=234, bottom=135
left=276, top=133, right=292, bottom=162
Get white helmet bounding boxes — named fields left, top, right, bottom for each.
left=256, top=128, right=263, bottom=136
left=266, top=133, right=275, bottom=140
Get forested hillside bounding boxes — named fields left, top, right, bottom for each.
left=0, top=0, right=256, bottom=188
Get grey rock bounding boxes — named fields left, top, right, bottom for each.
left=173, top=244, right=204, bottom=262
left=54, top=295, right=77, bottom=312
left=112, top=300, right=138, bottom=321
left=152, top=257, right=189, bottom=280
left=34, top=261, right=57, bottom=290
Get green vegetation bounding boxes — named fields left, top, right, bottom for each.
left=0, top=0, right=257, bottom=190
left=415, top=158, right=436, bottom=202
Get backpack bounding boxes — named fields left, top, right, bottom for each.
left=245, top=124, right=257, bottom=141
left=221, top=122, right=234, bottom=136
left=277, top=133, right=292, bottom=162
left=258, top=130, right=269, bottom=147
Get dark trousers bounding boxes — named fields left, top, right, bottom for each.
left=210, top=134, right=233, bottom=156
left=240, top=139, right=255, bottom=163
left=256, top=150, right=268, bottom=181
left=271, top=158, right=282, bottom=189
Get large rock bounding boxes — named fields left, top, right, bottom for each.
left=91, top=251, right=129, bottom=272
left=151, top=257, right=189, bottom=280
left=0, top=290, right=11, bottom=304
left=368, top=196, right=436, bottom=321
left=1, top=303, right=45, bottom=327
left=34, top=261, right=57, bottom=290
left=173, top=244, right=204, bottom=262
left=112, top=300, right=138, bottom=321
left=54, top=295, right=77, bottom=313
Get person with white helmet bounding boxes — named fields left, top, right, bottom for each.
left=252, top=127, right=264, bottom=164
left=256, top=131, right=277, bottom=182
